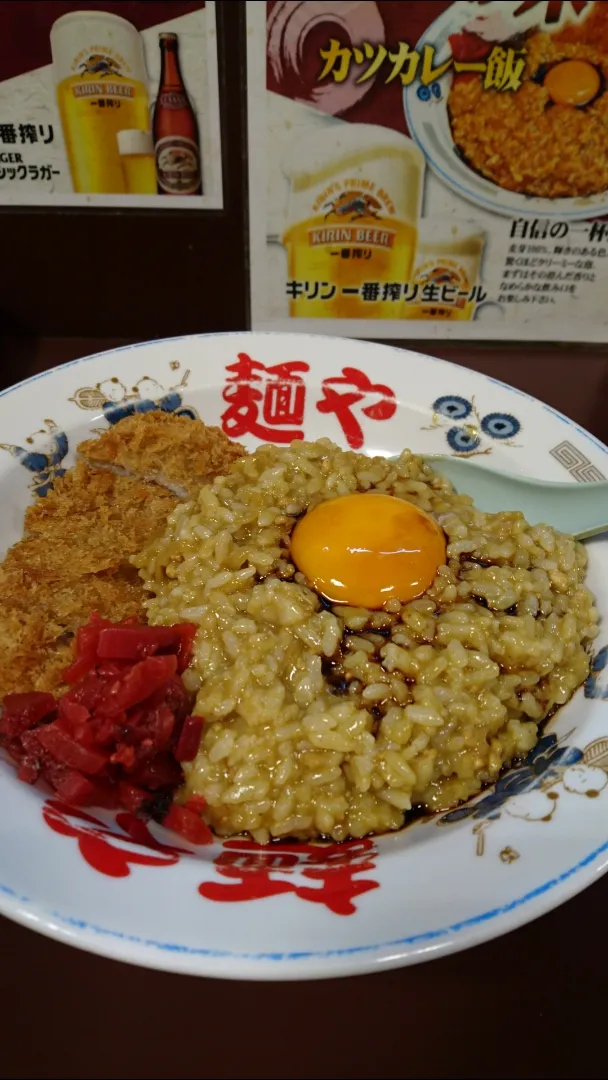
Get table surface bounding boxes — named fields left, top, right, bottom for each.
left=2, top=337, right=608, bottom=1080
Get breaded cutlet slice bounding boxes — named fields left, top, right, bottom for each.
left=0, top=563, right=145, bottom=625
left=24, top=459, right=178, bottom=534
left=77, top=410, right=246, bottom=498
left=0, top=465, right=178, bottom=693
left=8, top=462, right=179, bottom=580
left=0, top=567, right=146, bottom=694
left=0, top=604, right=75, bottom=695
left=0, top=412, right=246, bottom=695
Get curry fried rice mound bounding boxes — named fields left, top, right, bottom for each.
left=449, top=30, right=608, bottom=199
left=135, top=440, right=599, bottom=843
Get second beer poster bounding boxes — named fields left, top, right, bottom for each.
left=0, top=1, right=222, bottom=208
left=247, top=1, right=608, bottom=341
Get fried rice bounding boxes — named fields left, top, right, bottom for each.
left=136, top=440, right=599, bottom=843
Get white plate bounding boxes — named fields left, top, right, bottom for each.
left=0, top=331, right=606, bottom=980
left=404, top=1, right=608, bottom=220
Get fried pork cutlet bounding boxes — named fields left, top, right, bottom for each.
left=0, top=413, right=245, bottom=694
left=77, top=410, right=246, bottom=498
left=0, top=564, right=147, bottom=696
left=4, top=463, right=179, bottom=580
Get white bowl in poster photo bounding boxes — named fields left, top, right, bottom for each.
left=404, top=0, right=608, bottom=220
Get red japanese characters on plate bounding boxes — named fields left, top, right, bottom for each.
left=43, top=800, right=189, bottom=878
left=220, top=353, right=397, bottom=450
left=200, top=838, right=379, bottom=916
left=317, top=366, right=397, bottom=450
left=42, top=801, right=380, bottom=915
left=221, top=354, right=308, bottom=442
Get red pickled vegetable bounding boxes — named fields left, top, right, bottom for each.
left=173, top=622, right=197, bottom=673
left=48, top=768, right=96, bottom=806
left=110, top=744, right=137, bottom=770
left=184, top=794, right=207, bottom=814
left=36, top=725, right=108, bottom=775
left=130, top=752, right=183, bottom=791
left=101, top=654, right=178, bottom=715
left=85, top=778, right=122, bottom=810
left=117, top=782, right=149, bottom=815
left=148, top=703, right=177, bottom=751
left=97, top=625, right=180, bottom=661
left=0, top=692, right=56, bottom=738
left=65, top=616, right=196, bottom=679
left=163, top=804, right=213, bottom=845
left=175, top=716, right=203, bottom=762
left=0, top=614, right=213, bottom=846
left=62, top=673, right=106, bottom=715
left=19, top=727, right=44, bottom=768
left=95, top=660, right=133, bottom=680
left=16, top=758, right=39, bottom=785
left=147, top=675, right=191, bottom=722
left=63, top=614, right=112, bottom=684
left=58, top=698, right=90, bottom=728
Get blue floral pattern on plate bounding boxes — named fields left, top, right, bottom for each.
left=425, top=394, right=521, bottom=457
left=438, top=644, right=608, bottom=856
left=446, top=426, right=481, bottom=452
left=71, top=368, right=198, bottom=426
left=585, top=646, right=608, bottom=701
left=102, top=390, right=197, bottom=425
left=0, top=420, right=69, bottom=498
left=481, top=413, right=521, bottom=440
left=433, top=395, right=473, bottom=421
left=439, top=734, right=583, bottom=825
left=0, top=365, right=200, bottom=499
left=416, top=81, right=442, bottom=102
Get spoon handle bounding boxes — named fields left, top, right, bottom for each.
left=423, top=456, right=608, bottom=539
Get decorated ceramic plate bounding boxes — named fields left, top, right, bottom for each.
left=404, top=1, right=608, bottom=220
left=0, top=331, right=606, bottom=981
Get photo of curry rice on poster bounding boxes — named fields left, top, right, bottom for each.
left=247, top=0, right=608, bottom=340
left=0, top=2, right=222, bottom=208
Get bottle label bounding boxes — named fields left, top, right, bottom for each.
left=158, top=90, right=188, bottom=110
left=155, top=135, right=201, bottom=195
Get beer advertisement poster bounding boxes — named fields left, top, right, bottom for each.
left=247, top=1, right=608, bottom=341
left=0, top=1, right=222, bottom=208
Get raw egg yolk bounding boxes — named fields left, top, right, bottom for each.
left=544, top=60, right=600, bottom=107
left=290, top=492, right=446, bottom=610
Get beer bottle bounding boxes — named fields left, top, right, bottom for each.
left=153, top=32, right=202, bottom=195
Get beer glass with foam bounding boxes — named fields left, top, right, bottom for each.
left=117, top=129, right=156, bottom=195
left=51, top=11, right=151, bottom=195
left=406, top=219, right=487, bottom=321
left=282, top=125, right=424, bottom=320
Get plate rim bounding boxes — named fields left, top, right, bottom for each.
left=1, top=828, right=608, bottom=980
left=0, top=329, right=606, bottom=980
left=1, top=329, right=606, bottom=460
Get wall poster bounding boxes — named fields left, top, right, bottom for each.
left=247, top=1, right=608, bottom=340
left=0, top=1, right=222, bottom=208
